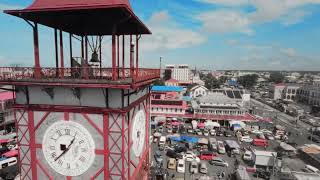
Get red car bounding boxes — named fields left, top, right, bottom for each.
left=199, top=151, right=217, bottom=160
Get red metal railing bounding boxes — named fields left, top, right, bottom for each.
left=0, top=67, right=160, bottom=84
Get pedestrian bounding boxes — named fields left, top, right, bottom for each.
left=172, top=174, right=175, bottom=179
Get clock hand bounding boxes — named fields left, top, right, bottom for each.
left=54, top=137, right=76, bottom=161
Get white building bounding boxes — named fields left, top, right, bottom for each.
left=190, top=85, right=208, bottom=98
left=269, top=83, right=301, bottom=101
left=165, top=64, right=190, bottom=82
left=297, top=82, right=320, bottom=106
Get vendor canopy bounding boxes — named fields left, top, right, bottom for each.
left=204, top=121, right=220, bottom=128
left=4, top=0, right=151, bottom=35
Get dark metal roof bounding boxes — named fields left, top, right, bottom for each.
left=4, top=0, right=151, bottom=35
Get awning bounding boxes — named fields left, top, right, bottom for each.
left=2, top=150, right=18, bottom=157
left=198, top=138, right=209, bottom=145
left=204, top=121, right=220, bottom=129
left=181, top=135, right=198, bottom=143
left=171, top=121, right=180, bottom=126
left=198, top=123, right=205, bottom=128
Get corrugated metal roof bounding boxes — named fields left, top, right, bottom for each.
left=151, top=86, right=183, bottom=92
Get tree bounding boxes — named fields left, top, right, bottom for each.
left=238, top=74, right=259, bottom=88
left=203, top=73, right=220, bottom=90
left=269, top=72, right=284, bottom=83
left=163, top=69, right=172, bottom=81
left=153, top=79, right=165, bottom=86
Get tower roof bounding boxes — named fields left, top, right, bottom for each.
left=4, top=0, right=151, bottom=35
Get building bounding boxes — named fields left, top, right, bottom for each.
left=297, top=82, right=320, bottom=106
left=165, top=64, right=190, bottom=82
left=0, top=90, right=15, bottom=133
left=270, top=83, right=301, bottom=102
left=190, top=85, right=208, bottom=98
left=165, top=78, right=179, bottom=86
left=151, top=86, right=187, bottom=117
left=1, top=1, right=159, bottom=179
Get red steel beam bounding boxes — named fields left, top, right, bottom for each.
left=28, top=111, right=38, bottom=180
left=121, top=113, right=125, bottom=179
left=103, top=114, right=109, bottom=180
left=33, top=23, right=41, bottom=78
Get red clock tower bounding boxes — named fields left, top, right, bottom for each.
left=1, top=0, right=159, bottom=179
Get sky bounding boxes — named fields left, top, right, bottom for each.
left=0, top=0, right=320, bottom=71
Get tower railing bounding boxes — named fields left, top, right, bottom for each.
left=0, top=67, right=160, bottom=84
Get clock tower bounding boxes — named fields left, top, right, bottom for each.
left=1, top=0, right=159, bottom=179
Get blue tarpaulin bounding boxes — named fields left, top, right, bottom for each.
left=169, top=136, right=182, bottom=142
left=181, top=135, right=198, bottom=143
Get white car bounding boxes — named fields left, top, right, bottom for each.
left=196, top=129, right=203, bottom=136
left=266, top=134, right=275, bottom=140
left=251, top=129, right=262, bottom=134
left=241, top=136, right=253, bottom=143
left=187, top=129, right=194, bottom=134
left=210, top=129, right=216, bottom=136
left=243, top=151, right=252, bottom=161
left=183, top=151, right=200, bottom=162
left=203, top=129, right=209, bottom=136
left=260, top=129, right=273, bottom=134
left=217, top=141, right=226, bottom=154
left=167, top=127, right=173, bottom=133
left=190, top=161, right=198, bottom=174
left=177, top=159, right=185, bottom=173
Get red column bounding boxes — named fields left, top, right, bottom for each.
left=121, top=113, right=125, bottom=179
left=117, top=35, right=120, bottom=78
left=135, top=35, right=139, bottom=79
left=130, top=35, right=134, bottom=80
left=54, top=29, right=59, bottom=77
left=112, top=35, right=117, bottom=80
left=59, top=30, right=64, bottom=78
left=122, top=35, right=125, bottom=79
left=28, top=111, right=38, bottom=180
left=127, top=111, right=131, bottom=179
left=33, top=23, right=41, bottom=78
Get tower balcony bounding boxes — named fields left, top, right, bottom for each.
left=0, top=67, right=160, bottom=88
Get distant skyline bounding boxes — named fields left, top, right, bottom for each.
left=0, top=0, right=320, bottom=70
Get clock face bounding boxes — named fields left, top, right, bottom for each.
left=131, top=109, right=147, bottom=157
left=42, top=120, right=95, bottom=176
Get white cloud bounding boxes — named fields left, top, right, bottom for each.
left=197, top=0, right=249, bottom=6
left=141, top=11, right=206, bottom=51
left=196, top=0, right=320, bottom=34
left=197, top=10, right=253, bottom=35
left=280, top=48, right=297, bottom=57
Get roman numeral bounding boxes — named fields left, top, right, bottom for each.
left=79, top=156, right=86, bottom=162
left=58, top=159, right=63, bottom=166
left=51, top=152, right=56, bottom=158
left=56, top=130, right=62, bottom=136
left=67, top=163, right=70, bottom=169
left=50, top=137, right=58, bottom=141
left=65, top=129, right=70, bottom=135
left=79, top=140, right=84, bottom=145
left=49, top=146, right=55, bottom=150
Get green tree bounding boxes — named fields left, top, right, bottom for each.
left=204, top=73, right=220, bottom=90
left=238, top=74, right=259, bottom=88
left=163, top=69, right=172, bottom=81
left=269, top=72, right=284, bottom=83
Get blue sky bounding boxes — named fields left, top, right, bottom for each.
left=0, top=0, right=320, bottom=70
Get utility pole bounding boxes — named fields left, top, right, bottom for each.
left=159, top=56, right=163, bottom=78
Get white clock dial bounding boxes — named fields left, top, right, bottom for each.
left=42, top=120, right=95, bottom=176
left=131, top=109, right=147, bottom=157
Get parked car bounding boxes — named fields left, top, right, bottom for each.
left=187, top=128, right=194, bottom=134
left=190, top=161, right=198, bottom=174
left=154, top=151, right=163, bottom=164
left=243, top=151, right=252, bottom=161
left=167, top=158, right=176, bottom=170
left=265, top=134, right=274, bottom=140
left=253, top=139, right=268, bottom=147
left=183, top=151, right=198, bottom=162
left=251, top=129, right=262, bottom=134
left=177, top=159, right=185, bottom=173
left=203, top=129, right=209, bottom=136
left=217, top=141, right=226, bottom=154
left=158, top=126, right=164, bottom=133
left=199, top=162, right=208, bottom=174
left=167, top=127, right=172, bottom=133
left=209, top=138, right=217, bottom=151
left=196, top=129, right=203, bottom=136
left=209, top=157, right=229, bottom=167
left=174, top=145, right=187, bottom=153
left=308, top=135, right=320, bottom=143
left=166, top=149, right=183, bottom=159
left=257, top=133, right=266, bottom=139
left=241, top=136, right=253, bottom=143
left=261, top=129, right=272, bottom=134
left=224, top=131, right=232, bottom=137
left=210, top=129, right=216, bottom=136
left=199, top=151, right=217, bottom=160
left=216, top=130, right=223, bottom=136
left=303, top=165, right=320, bottom=173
